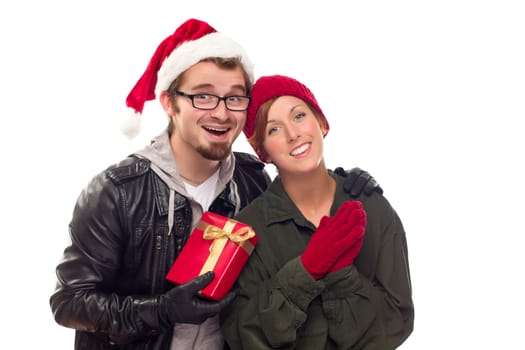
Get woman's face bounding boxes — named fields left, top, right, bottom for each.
left=262, top=95, right=326, bottom=174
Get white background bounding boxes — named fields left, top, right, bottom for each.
left=1, top=0, right=524, bottom=348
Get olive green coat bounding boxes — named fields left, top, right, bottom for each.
left=221, top=171, right=414, bottom=349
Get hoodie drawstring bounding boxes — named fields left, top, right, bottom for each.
left=168, top=189, right=175, bottom=236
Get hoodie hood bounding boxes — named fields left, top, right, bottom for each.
left=133, top=129, right=236, bottom=231
left=134, top=130, right=235, bottom=195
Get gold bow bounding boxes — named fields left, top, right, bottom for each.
left=203, top=224, right=255, bottom=243
left=198, top=221, right=256, bottom=276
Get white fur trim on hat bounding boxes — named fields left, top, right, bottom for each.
left=154, top=32, right=254, bottom=97
left=120, top=108, right=142, bottom=139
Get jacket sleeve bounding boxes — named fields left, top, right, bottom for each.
left=322, top=195, right=414, bottom=349
left=49, top=170, right=164, bottom=345
left=221, top=252, right=382, bottom=349
left=222, top=252, right=325, bottom=349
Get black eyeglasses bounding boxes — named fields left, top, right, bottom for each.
left=173, top=90, right=251, bottom=111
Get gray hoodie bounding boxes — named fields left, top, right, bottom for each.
left=134, top=129, right=237, bottom=350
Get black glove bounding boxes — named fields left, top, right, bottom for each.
left=334, top=167, right=384, bottom=198
left=159, top=271, right=237, bottom=325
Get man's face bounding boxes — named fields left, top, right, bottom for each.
left=168, top=61, right=248, bottom=161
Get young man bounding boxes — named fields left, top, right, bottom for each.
left=50, top=19, right=381, bottom=350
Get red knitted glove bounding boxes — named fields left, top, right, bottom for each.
left=301, top=201, right=364, bottom=280
left=329, top=203, right=366, bottom=273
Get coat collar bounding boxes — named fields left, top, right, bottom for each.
left=260, top=171, right=348, bottom=229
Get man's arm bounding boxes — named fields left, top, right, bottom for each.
left=334, top=167, right=383, bottom=198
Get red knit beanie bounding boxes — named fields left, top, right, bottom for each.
left=243, top=75, right=329, bottom=159
left=122, top=18, right=254, bottom=138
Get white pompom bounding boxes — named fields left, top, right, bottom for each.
left=120, top=108, right=142, bottom=139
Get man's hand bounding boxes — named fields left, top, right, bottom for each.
left=159, top=271, right=236, bottom=325
left=335, top=167, right=383, bottom=198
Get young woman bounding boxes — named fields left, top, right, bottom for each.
left=221, top=75, right=414, bottom=349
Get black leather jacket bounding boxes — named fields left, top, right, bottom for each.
left=50, top=152, right=271, bottom=349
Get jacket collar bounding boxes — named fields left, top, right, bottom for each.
left=261, top=172, right=347, bottom=229
left=261, top=177, right=313, bottom=229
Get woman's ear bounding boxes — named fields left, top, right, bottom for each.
left=315, top=114, right=328, bottom=137
left=255, top=146, right=271, bottom=163
left=320, top=123, right=328, bottom=137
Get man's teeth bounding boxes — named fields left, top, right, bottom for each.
left=206, top=127, right=228, bottom=132
left=291, top=143, right=309, bottom=156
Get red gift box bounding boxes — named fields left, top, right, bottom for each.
left=166, top=211, right=258, bottom=301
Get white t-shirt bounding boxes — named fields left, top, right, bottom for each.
left=171, top=168, right=223, bottom=350
left=183, top=169, right=220, bottom=211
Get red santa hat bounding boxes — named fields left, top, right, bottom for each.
left=243, top=75, right=329, bottom=161
left=122, top=18, right=254, bottom=138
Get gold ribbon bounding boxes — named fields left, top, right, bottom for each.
left=198, top=220, right=256, bottom=275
